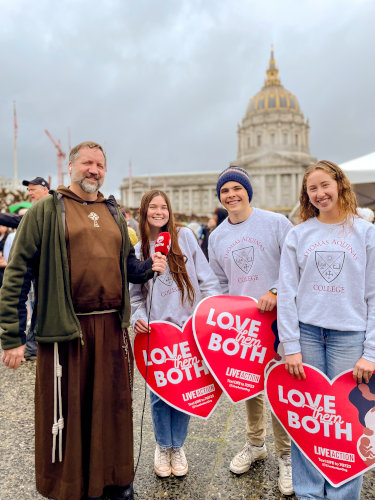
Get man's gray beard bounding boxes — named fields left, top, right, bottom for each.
left=70, top=169, right=104, bottom=194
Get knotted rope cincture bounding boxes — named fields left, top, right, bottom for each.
left=52, top=342, right=64, bottom=463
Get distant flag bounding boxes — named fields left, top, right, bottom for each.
left=128, top=156, right=133, bottom=207
left=13, top=101, right=18, bottom=140
left=13, top=100, right=18, bottom=190
left=163, top=178, right=168, bottom=189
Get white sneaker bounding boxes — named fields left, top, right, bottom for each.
left=230, top=442, right=267, bottom=474
left=251, top=442, right=268, bottom=461
left=154, top=444, right=171, bottom=477
left=171, top=447, right=188, bottom=476
left=278, top=454, right=294, bottom=496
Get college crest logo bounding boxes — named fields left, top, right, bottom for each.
left=315, top=251, right=345, bottom=283
left=158, top=266, right=174, bottom=287
left=232, top=246, right=254, bottom=274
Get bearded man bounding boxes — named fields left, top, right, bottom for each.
left=0, top=141, right=167, bottom=500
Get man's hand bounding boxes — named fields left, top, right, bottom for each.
left=353, top=358, right=375, bottom=384
left=134, top=319, right=151, bottom=334
left=151, top=252, right=167, bottom=275
left=257, top=292, right=277, bottom=314
left=0, top=255, right=7, bottom=269
left=2, top=345, right=26, bottom=370
left=285, top=353, right=306, bottom=380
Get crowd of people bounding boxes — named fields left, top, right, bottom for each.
left=1, top=140, right=375, bottom=500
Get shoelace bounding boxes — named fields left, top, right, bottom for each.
left=172, top=449, right=185, bottom=465
left=157, top=447, right=170, bottom=466
left=238, top=442, right=252, bottom=460
left=281, top=456, right=292, bottom=478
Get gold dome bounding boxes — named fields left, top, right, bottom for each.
left=246, top=46, right=300, bottom=115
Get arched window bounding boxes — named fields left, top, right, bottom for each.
left=247, top=137, right=251, bottom=148
left=270, top=133, right=275, bottom=146
left=283, top=133, right=288, bottom=145
left=295, top=134, right=298, bottom=146
left=257, top=134, right=262, bottom=146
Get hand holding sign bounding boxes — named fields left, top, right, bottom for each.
left=134, top=317, right=222, bottom=419
left=265, top=363, right=375, bottom=487
left=193, top=295, right=278, bottom=403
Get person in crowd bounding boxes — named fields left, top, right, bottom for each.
left=201, top=207, right=228, bottom=259
left=213, top=207, right=229, bottom=227
left=0, top=225, right=10, bottom=286
left=23, top=176, right=50, bottom=202
left=122, top=207, right=140, bottom=238
left=0, top=178, right=49, bottom=229
left=0, top=141, right=167, bottom=500
left=2, top=208, right=29, bottom=263
left=208, top=166, right=294, bottom=496
left=127, top=226, right=138, bottom=246
left=130, top=189, right=221, bottom=478
left=3, top=180, right=51, bottom=360
left=278, top=160, right=375, bottom=500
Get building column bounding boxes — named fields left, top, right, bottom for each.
left=297, top=173, right=304, bottom=198
left=291, top=173, right=297, bottom=206
left=178, top=188, right=183, bottom=212
left=169, top=188, right=174, bottom=210
left=276, top=174, right=281, bottom=207
left=188, top=188, right=193, bottom=214
left=260, top=175, right=266, bottom=207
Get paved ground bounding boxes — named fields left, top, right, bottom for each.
left=1, top=343, right=375, bottom=500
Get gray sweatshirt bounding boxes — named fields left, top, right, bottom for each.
left=208, top=208, right=292, bottom=299
left=277, top=217, right=375, bottom=362
left=130, top=227, right=222, bottom=329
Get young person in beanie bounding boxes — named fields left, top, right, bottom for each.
left=208, top=166, right=294, bottom=496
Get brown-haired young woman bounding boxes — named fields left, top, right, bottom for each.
left=277, top=161, right=375, bottom=499
left=130, top=190, right=221, bottom=478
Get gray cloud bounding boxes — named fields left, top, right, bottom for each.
left=0, top=0, right=374, bottom=197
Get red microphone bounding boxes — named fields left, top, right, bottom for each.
left=153, top=232, right=171, bottom=280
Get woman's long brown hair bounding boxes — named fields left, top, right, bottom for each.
left=300, top=160, right=358, bottom=224
left=139, top=190, right=196, bottom=306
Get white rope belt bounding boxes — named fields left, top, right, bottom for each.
left=52, top=342, right=64, bottom=463
left=51, top=309, right=118, bottom=463
left=76, top=309, right=118, bottom=316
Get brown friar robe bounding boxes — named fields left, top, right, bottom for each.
left=35, top=187, right=134, bottom=500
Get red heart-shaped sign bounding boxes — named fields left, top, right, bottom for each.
left=134, top=317, right=222, bottom=419
left=265, top=363, right=375, bottom=487
left=192, top=295, right=278, bottom=403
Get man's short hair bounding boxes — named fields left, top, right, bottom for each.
left=69, top=141, right=107, bottom=167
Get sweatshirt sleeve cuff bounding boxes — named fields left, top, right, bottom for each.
left=362, top=348, right=375, bottom=364
left=282, top=340, right=301, bottom=356
left=131, top=311, right=148, bottom=330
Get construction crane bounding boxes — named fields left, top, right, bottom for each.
left=45, top=130, right=66, bottom=186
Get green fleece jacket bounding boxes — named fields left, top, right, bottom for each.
left=0, top=189, right=153, bottom=350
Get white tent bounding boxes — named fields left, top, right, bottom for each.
left=341, top=151, right=375, bottom=207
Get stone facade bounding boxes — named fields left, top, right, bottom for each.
left=120, top=47, right=316, bottom=215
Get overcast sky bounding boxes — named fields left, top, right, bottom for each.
left=0, top=0, right=374, bottom=197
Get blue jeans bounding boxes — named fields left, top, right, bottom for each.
left=150, top=390, right=190, bottom=449
left=292, top=322, right=365, bottom=500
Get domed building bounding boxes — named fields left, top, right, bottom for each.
left=120, top=47, right=316, bottom=215
left=232, top=46, right=316, bottom=210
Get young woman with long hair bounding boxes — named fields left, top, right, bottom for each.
left=130, top=190, right=221, bottom=478
left=277, top=160, right=375, bottom=499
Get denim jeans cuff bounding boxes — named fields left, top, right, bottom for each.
left=156, top=441, right=172, bottom=450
